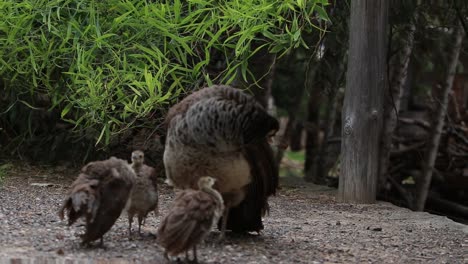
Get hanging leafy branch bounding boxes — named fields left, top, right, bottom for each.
left=0, top=0, right=329, bottom=149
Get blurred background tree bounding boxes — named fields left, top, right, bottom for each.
left=271, top=0, right=468, bottom=222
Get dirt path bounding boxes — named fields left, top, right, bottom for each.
left=0, top=165, right=466, bottom=264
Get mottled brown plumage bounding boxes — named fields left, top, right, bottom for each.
left=157, top=177, right=224, bottom=263
left=59, top=157, right=135, bottom=246
left=126, top=150, right=159, bottom=236
left=163, top=85, right=279, bottom=236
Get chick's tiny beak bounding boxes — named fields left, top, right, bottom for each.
left=268, top=136, right=274, bottom=144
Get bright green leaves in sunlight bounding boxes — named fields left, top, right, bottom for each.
left=0, top=0, right=328, bottom=147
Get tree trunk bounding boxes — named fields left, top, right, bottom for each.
left=275, top=114, right=296, bottom=164
left=414, top=23, right=464, bottom=211
left=272, top=49, right=308, bottom=163
left=307, top=0, right=349, bottom=184
left=275, top=81, right=307, bottom=164
left=303, top=69, right=321, bottom=182
left=338, top=0, right=389, bottom=203
left=379, top=12, right=418, bottom=189
left=289, top=121, right=303, bottom=151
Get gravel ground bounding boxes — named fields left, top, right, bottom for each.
left=0, top=165, right=466, bottom=264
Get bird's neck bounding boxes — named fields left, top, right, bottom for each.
left=132, top=163, right=142, bottom=173
left=201, top=186, right=224, bottom=208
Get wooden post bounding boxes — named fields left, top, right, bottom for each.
left=338, top=0, right=389, bottom=203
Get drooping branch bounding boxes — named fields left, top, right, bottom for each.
left=413, top=22, right=465, bottom=211
left=398, top=117, right=430, bottom=129
left=427, top=192, right=468, bottom=219
left=387, top=176, right=413, bottom=207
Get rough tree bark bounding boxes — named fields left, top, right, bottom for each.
left=379, top=12, right=418, bottom=191
left=338, top=0, right=389, bottom=203
left=414, top=22, right=464, bottom=211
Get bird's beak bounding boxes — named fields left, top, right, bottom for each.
left=268, top=136, right=274, bottom=144
left=267, top=129, right=278, bottom=144
left=268, top=134, right=288, bottom=150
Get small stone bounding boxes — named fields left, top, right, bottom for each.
left=336, top=221, right=341, bottom=226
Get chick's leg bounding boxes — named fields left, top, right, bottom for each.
left=193, top=245, right=198, bottom=263
left=219, top=207, right=230, bottom=240
left=128, top=214, right=133, bottom=238
left=138, top=215, right=143, bottom=235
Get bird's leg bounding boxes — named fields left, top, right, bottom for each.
left=219, top=207, right=230, bottom=241
left=99, top=237, right=104, bottom=248
left=164, top=251, right=176, bottom=263
left=138, top=215, right=143, bottom=235
left=128, top=215, right=133, bottom=238
left=185, top=251, right=190, bottom=262
left=193, top=245, right=198, bottom=264
left=81, top=241, right=91, bottom=248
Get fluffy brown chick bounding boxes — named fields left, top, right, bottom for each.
left=157, top=176, right=224, bottom=263
left=59, top=157, right=135, bottom=246
left=126, top=150, right=159, bottom=237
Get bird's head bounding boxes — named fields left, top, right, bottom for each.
left=198, top=176, right=216, bottom=189
left=267, top=128, right=279, bottom=144
left=131, top=150, right=145, bottom=166
left=266, top=115, right=280, bottom=144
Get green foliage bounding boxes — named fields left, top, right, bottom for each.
left=279, top=150, right=305, bottom=178
left=0, top=0, right=328, bottom=152
left=284, top=150, right=305, bottom=162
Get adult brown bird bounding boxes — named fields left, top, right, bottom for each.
left=157, top=176, right=224, bottom=263
left=126, top=150, right=159, bottom=236
left=163, top=85, right=279, bottom=237
left=59, top=157, right=135, bottom=246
